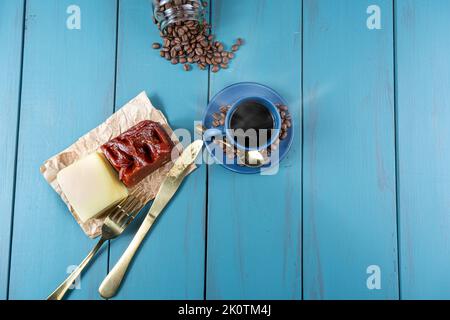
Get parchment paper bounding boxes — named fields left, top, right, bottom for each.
left=40, top=92, right=183, bottom=238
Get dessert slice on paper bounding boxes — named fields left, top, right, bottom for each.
left=41, top=92, right=182, bottom=238
left=101, top=120, right=175, bottom=188
left=57, top=152, right=129, bottom=223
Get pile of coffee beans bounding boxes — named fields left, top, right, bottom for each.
left=152, top=0, right=243, bottom=72
left=211, top=105, right=231, bottom=127
left=265, top=104, right=290, bottom=153
left=210, top=106, right=236, bottom=159
left=276, top=104, right=291, bottom=141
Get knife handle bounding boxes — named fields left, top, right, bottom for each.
left=98, top=214, right=156, bottom=299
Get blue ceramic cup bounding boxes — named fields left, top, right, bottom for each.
left=203, top=96, right=282, bottom=152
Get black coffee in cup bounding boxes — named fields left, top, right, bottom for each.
left=229, top=100, right=274, bottom=149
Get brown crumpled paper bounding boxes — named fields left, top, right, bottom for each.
left=40, top=91, right=183, bottom=238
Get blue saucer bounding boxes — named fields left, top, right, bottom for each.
left=202, top=82, right=294, bottom=174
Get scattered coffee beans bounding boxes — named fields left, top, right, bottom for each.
left=276, top=104, right=291, bottom=141
left=152, top=0, right=244, bottom=72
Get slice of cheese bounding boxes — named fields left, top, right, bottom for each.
left=57, top=152, right=129, bottom=223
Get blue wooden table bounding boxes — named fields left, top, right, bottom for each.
left=1, top=0, right=449, bottom=300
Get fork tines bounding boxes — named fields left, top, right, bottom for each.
left=108, top=188, right=146, bottom=225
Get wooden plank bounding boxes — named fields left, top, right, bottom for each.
left=108, top=0, right=207, bottom=299
left=396, top=0, right=450, bottom=299
left=303, top=0, right=398, bottom=299
left=206, top=0, right=302, bottom=299
left=0, top=0, right=25, bottom=300
left=9, top=0, right=118, bottom=299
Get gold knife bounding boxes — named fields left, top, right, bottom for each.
left=98, top=140, right=203, bottom=299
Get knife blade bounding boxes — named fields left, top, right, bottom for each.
left=99, top=140, right=203, bottom=298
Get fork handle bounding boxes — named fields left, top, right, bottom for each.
left=99, top=215, right=156, bottom=299
left=47, top=237, right=106, bottom=300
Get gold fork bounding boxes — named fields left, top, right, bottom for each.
left=47, top=190, right=146, bottom=300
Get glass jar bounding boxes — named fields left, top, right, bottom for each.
left=152, top=0, right=206, bottom=32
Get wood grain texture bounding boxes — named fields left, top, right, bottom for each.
left=0, top=0, right=25, bottom=300
left=206, top=0, right=302, bottom=299
left=3, top=0, right=450, bottom=300
left=108, top=0, right=207, bottom=299
left=303, top=0, right=398, bottom=299
left=396, top=0, right=450, bottom=299
left=8, top=0, right=118, bottom=299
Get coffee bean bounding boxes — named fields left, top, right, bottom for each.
left=152, top=42, right=161, bottom=49
left=231, top=45, right=239, bottom=52
left=277, top=104, right=288, bottom=111
left=179, top=57, right=187, bottom=63
left=219, top=119, right=225, bottom=126
left=280, top=131, right=288, bottom=140
left=183, top=64, right=191, bottom=71
left=171, top=58, right=178, bottom=64
left=212, top=65, right=220, bottom=73
left=212, top=112, right=221, bottom=120
left=195, top=47, right=204, bottom=55
left=220, top=63, right=228, bottom=69
left=285, top=120, right=292, bottom=128
left=213, top=120, right=220, bottom=127
left=228, top=52, right=235, bottom=59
